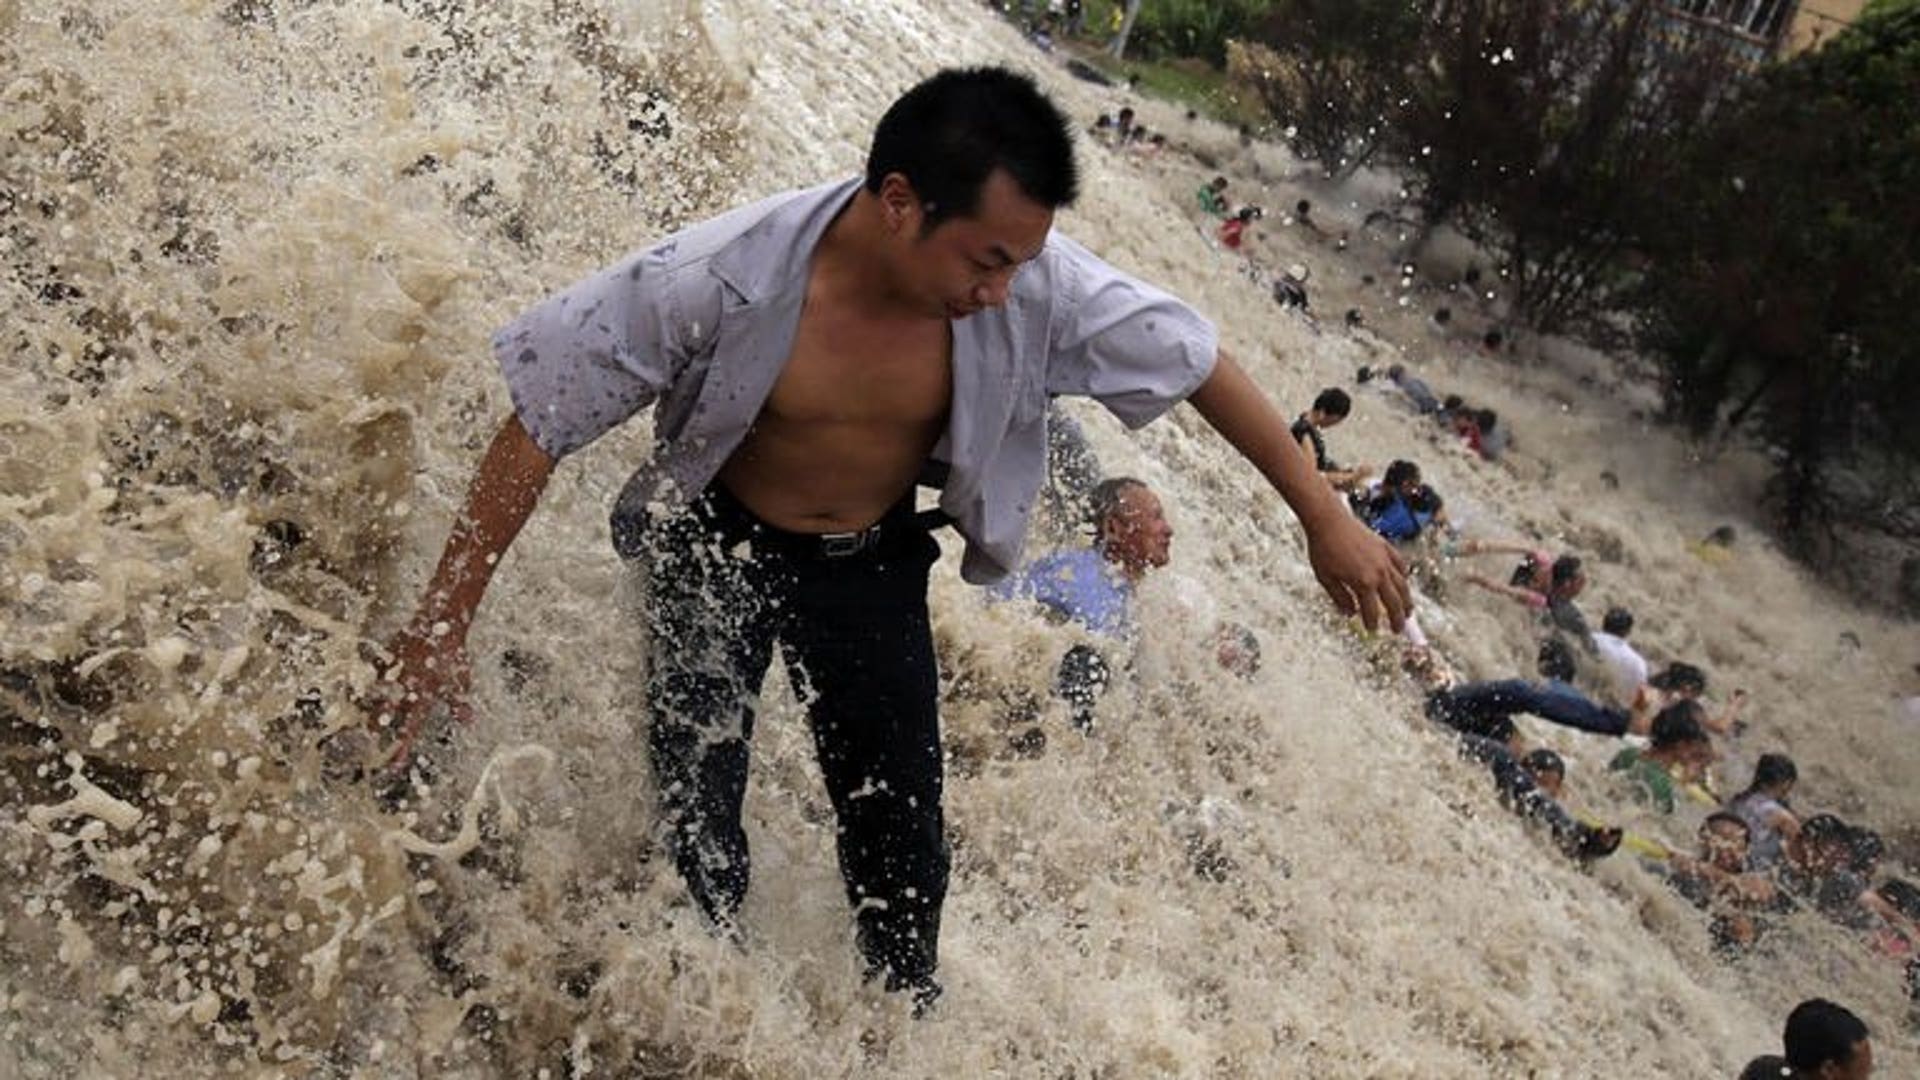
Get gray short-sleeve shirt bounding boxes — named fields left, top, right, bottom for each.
left=494, top=177, right=1218, bottom=583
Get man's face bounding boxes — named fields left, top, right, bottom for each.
left=1101, top=486, right=1172, bottom=573
left=1698, top=819, right=1749, bottom=873
left=885, top=169, right=1054, bottom=320
left=1310, top=409, right=1345, bottom=430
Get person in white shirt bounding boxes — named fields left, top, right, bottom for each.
left=1589, top=606, right=1649, bottom=709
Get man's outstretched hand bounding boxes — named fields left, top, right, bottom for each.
left=1302, top=509, right=1413, bottom=633
left=365, top=617, right=475, bottom=770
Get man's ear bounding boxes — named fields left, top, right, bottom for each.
left=877, top=172, right=921, bottom=234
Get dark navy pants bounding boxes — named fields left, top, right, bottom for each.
left=638, top=484, right=948, bottom=985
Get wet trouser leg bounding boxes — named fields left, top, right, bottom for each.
left=641, top=495, right=779, bottom=928
left=780, top=527, right=949, bottom=987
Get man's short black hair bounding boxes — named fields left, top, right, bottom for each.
left=1649, top=700, right=1708, bottom=749
left=867, top=67, right=1079, bottom=230
left=1383, top=459, right=1420, bottom=488
left=1601, top=607, right=1633, bottom=636
left=1537, top=637, right=1577, bottom=682
left=1312, top=387, right=1352, bottom=418
left=1783, top=998, right=1869, bottom=1072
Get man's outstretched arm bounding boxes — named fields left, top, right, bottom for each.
left=372, top=414, right=556, bottom=763
left=1185, top=349, right=1412, bottom=631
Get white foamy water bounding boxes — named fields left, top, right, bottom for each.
left=3, top=1, right=1916, bottom=1075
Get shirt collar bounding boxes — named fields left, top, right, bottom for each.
left=709, top=176, right=864, bottom=302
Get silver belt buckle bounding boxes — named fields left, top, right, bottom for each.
left=820, top=529, right=870, bottom=558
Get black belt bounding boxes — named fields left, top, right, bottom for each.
left=816, top=523, right=886, bottom=558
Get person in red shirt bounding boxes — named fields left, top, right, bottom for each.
left=1219, top=205, right=1259, bottom=249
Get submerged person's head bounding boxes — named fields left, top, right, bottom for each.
left=865, top=67, right=1078, bottom=318
left=1744, top=752, right=1797, bottom=798
left=1795, top=814, right=1853, bottom=873
left=1309, top=387, right=1352, bottom=428
left=1522, top=748, right=1565, bottom=800
left=1090, top=477, right=1172, bottom=578
left=1213, top=621, right=1261, bottom=680
left=1649, top=661, right=1708, bottom=700
left=1648, top=700, right=1713, bottom=775
left=1536, top=637, right=1578, bottom=682
left=1383, top=459, right=1421, bottom=496
left=1699, top=811, right=1752, bottom=874
left=1548, top=555, right=1585, bottom=599
left=1783, top=998, right=1873, bottom=1080
left=1844, top=826, right=1884, bottom=877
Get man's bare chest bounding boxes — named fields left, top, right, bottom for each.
left=762, top=312, right=953, bottom=427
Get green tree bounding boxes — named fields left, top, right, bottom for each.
left=1232, top=0, right=1426, bottom=177
left=1632, top=0, right=1920, bottom=556
left=1397, top=0, right=1744, bottom=331
left=1127, top=0, right=1275, bottom=67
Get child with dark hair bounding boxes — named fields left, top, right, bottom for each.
left=1290, top=388, right=1370, bottom=491
left=1360, top=460, right=1447, bottom=544
left=1218, top=205, right=1259, bottom=250
left=1196, top=175, right=1229, bottom=217
left=1608, top=701, right=1714, bottom=813
left=1728, top=753, right=1801, bottom=870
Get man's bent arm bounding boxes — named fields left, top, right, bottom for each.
left=1186, top=350, right=1411, bottom=631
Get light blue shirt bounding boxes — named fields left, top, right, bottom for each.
left=494, top=177, right=1218, bottom=583
left=991, top=548, right=1133, bottom=638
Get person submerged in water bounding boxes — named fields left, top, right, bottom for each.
left=1358, top=459, right=1448, bottom=545
left=372, top=66, right=1409, bottom=1012
left=1607, top=701, right=1716, bottom=814
left=994, top=477, right=1258, bottom=728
